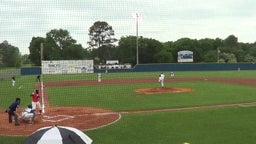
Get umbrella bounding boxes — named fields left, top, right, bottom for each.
left=23, top=125, right=93, bottom=144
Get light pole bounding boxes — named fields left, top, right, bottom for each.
left=136, top=13, right=139, bottom=65
left=132, top=12, right=140, bottom=65
left=135, top=13, right=139, bottom=64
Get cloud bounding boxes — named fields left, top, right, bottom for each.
left=1, top=0, right=256, bottom=54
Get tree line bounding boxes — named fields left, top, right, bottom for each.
left=1, top=21, right=256, bottom=67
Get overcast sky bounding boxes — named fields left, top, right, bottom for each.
left=1, top=0, right=256, bottom=54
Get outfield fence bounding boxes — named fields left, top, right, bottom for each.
left=1, top=63, right=255, bottom=78
left=0, top=69, right=20, bottom=80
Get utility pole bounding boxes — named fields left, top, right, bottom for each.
left=217, top=47, right=220, bottom=63
left=40, top=43, right=44, bottom=61
left=136, top=13, right=139, bottom=65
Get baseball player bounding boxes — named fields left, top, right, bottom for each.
left=97, top=73, right=102, bottom=82
left=21, top=104, right=35, bottom=124
left=11, top=76, right=16, bottom=86
left=158, top=72, right=165, bottom=88
left=30, top=89, right=42, bottom=114
left=170, top=71, right=175, bottom=78
left=36, top=75, right=41, bottom=82
left=6, top=97, right=20, bottom=126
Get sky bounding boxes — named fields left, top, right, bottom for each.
left=1, top=0, right=256, bottom=55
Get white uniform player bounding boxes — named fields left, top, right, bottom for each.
left=97, top=73, right=102, bottom=82
left=170, top=71, right=175, bottom=78
left=158, top=73, right=165, bottom=88
left=21, top=104, right=35, bottom=124
left=12, top=76, right=16, bottom=86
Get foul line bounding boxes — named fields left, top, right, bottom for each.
left=41, top=81, right=45, bottom=114
left=119, top=101, right=256, bottom=114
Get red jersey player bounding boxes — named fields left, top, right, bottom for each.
left=31, top=89, right=42, bottom=114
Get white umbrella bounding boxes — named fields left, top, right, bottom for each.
left=23, top=125, right=93, bottom=144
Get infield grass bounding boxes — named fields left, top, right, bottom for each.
left=47, top=81, right=256, bottom=111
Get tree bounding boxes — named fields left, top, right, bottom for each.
left=89, top=45, right=118, bottom=64
left=47, top=29, right=76, bottom=49
left=0, top=41, right=21, bottom=67
left=117, top=36, right=163, bottom=65
left=162, top=41, right=176, bottom=63
left=223, top=35, right=238, bottom=51
left=219, top=52, right=237, bottom=63
left=203, top=50, right=217, bottom=62
left=46, top=29, right=80, bottom=60
left=88, top=21, right=117, bottom=49
left=198, top=38, right=222, bottom=62
left=28, top=29, right=86, bottom=65
left=248, top=45, right=256, bottom=57
left=138, top=37, right=163, bottom=64
left=62, top=44, right=85, bottom=60
left=244, top=54, right=256, bottom=63
left=21, top=54, right=31, bottom=65
left=117, top=36, right=137, bottom=65
left=28, top=37, right=46, bottom=66
left=154, top=49, right=174, bottom=63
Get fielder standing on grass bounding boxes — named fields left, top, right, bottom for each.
left=170, top=71, right=175, bottom=78
left=97, top=73, right=102, bottom=82
left=36, top=75, right=41, bottom=82
left=158, top=72, right=165, bottom=88
left=30, top=89, right=42, bottom=115
left=11, top=76, right=16, bottom=87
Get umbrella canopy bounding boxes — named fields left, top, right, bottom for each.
left=23, top=126, right=93, bottom=144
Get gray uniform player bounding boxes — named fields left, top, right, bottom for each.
left=158, top=72, right=165, bottom=88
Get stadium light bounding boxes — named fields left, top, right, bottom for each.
left=136, top=13, right=139, bottom=65
left=133, top=13, right=140, bottom=65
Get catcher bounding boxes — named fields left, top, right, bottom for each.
left=21, top=104, right=35, bottom=124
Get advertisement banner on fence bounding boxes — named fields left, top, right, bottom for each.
left=177, top=50, right=193, bottom=63
left=42, top=60, right=94, bottom=74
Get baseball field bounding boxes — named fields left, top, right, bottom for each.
left=1, top=70, right=256, bottom=144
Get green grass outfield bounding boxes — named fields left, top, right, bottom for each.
left=0, top=70, right=256, bottom=144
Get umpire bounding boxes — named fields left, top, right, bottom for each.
left=6, top=97, right=21, bottom=126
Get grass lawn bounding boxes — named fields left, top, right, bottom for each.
left=86, top=106, right=256, bottom=144
left=47, top=81, right=256, bottom=111
left=0, top=70, right=256, bottom=144
left=0, top=75, right=38, bottom=108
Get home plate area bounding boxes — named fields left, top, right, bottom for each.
left=41, top=106, right=120, bottom=129
left=42, top=115, right=74, bottom=122
left=0, top=106, right=120, bottom=136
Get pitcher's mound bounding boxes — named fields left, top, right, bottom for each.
left=135, top=87, right=194, bottom=94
